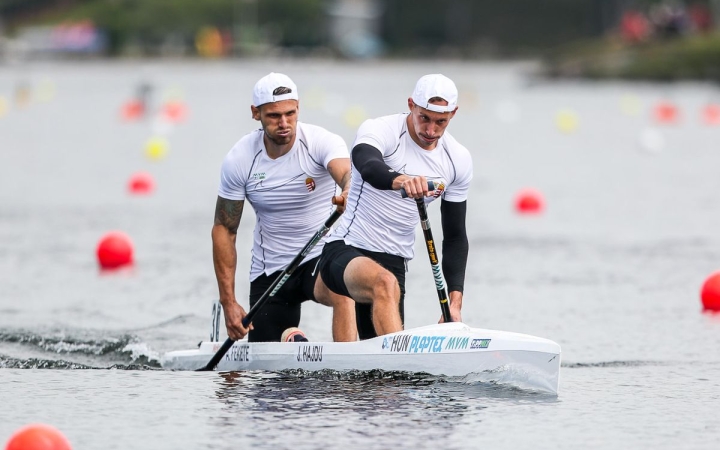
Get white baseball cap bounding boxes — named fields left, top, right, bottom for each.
left=411, top=74, right=458, bottom=113
left=252, top=72, right=299, bottom=107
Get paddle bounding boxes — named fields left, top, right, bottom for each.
left=401, top=181, right=452, bottom=323
left=196, top=209, right=342, bottom=372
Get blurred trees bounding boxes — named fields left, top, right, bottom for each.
left=381, top=0, right=620, bottom=57
left=1, top=0, right=718, bottom=63
left=1, top=0, right=327, bottom=55
left=1, top=0, right=621, bottom=56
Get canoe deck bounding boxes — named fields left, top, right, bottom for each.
left=162, top=322, right=561, bottom=393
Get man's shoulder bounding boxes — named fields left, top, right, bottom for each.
left=297, top=122, right=342, bottom=141
left=225, top=129, right=263, bottom=163
left=364, top=113, right=405, bottom=130
left=441, top=131, right=471, bottom=159
left=357, top=113, right=406, bottom=140
left=231, top=129, right=262, bottom=150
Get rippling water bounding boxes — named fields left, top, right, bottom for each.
left=1, top=60, right=719, bottom=449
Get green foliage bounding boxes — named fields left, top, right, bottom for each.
left=623, top=34, right=720, bottom=80
left=547, top=33, right=720, bottom=81
left=257, top=0, right=325, bottom=46
left=22, top=0, right=326, bottom=54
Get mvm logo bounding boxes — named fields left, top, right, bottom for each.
left=444, top=336, right=469, bottom=351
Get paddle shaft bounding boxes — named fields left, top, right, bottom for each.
left=414, top=197, right=452, bottom=323
left=197, top=209, right=342, bottom=372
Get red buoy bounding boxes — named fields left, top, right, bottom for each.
left=120, top=99, right=145, bottom=121
left=5, top=424, right=72, bottom=450
left=127, top=172, right=155, bottom=195
left=702, top=104, right=720, bottom=126
left=701, top=272, right=720, bottom=311
left=96, top=231, right=134, bottom=269
left=515, top=189, right=544, bottom=214
left=161, top=101, right=187, bottom=123
left=653, top=102, right=679, bottom=124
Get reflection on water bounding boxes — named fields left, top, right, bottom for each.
left=210, top=370, right=556, bottom=448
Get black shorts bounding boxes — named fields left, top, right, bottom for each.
left=247, top=256, right=320, bottom=342
left=318, top=240, right=405, bottom=340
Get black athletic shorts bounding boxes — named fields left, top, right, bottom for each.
left=247, top=256, right=320, bottom=342
left=318, top=240, right=405, bottom=340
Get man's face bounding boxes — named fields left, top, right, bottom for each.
left=407, top=98, right=456, bottom=149
left=252, top=99, right=299, bottom=146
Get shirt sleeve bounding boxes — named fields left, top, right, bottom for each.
left=317, top=131, right=350, bottom=168
left=353, top=118, right=395, bottom=157
left=442, top=145, right=473, bottom=203
left=217, top=147, right=247, bottom=201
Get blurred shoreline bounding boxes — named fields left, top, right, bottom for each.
left=544, top=32, right=720, bottom=83
left=2, top=0, right=719, bottom=83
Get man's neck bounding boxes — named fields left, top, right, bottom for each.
left=263, top=134, right=296, bottom=159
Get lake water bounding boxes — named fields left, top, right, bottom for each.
left=0, top=59, right=719, bottom=449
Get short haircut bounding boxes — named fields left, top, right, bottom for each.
left=273, top=86, right=293, bottom=96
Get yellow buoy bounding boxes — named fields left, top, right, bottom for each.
left=620, top=94, right=642, bottom=116
left=145, top=137, right=169, bottom=161
left=304, top=87, right=326, bottom=110
left=162, top=85, right=185, bottom=103
left=35, top=79, right=57, bottom=102
left=555, top=109, right=579, bottom=133
left=343, top=105, right=367, bottom=128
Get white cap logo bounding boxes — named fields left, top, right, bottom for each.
left=253, top=72, right=299, bottom=107
left=411, top=74, right=458, bottom=113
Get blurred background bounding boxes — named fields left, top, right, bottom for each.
left=0, top=0, right=719, bottom=79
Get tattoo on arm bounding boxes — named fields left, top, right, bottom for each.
left=339, top=171, right=351, bottom=191
left=214, top=197, right=244, bottom=233
left=328, top=159, right=352, bottom=190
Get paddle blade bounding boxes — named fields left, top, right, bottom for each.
left=195, top=337, right=234, bottom=371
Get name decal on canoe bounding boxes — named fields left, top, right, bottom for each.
left=382, top=335, right=480, bottom=353
left=297, top=345, right=323, bottom=362
left=226, top=344, right=250, bottom=362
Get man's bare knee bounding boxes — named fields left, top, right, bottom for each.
left=371, top=271, right=400, bottom=305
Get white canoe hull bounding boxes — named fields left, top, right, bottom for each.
left=162, top=322, right=561, bottom=393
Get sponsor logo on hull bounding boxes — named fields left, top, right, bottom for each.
left=381, top=335, right=487, bottom=353
left=470, top=339, right=491, bottom=349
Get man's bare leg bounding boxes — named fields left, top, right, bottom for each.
left=314, top=273, right=358, bottom=342
left=344, top=257, right=402, bottom=336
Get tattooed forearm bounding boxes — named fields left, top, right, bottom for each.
left=214, top=196, right=244, bottom=233
left=328, top=158, right=352, bottom=191
left=339, top=171, right=351, bottom=191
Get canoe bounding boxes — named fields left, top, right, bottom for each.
left=161, top=322, right=561, bottom=393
